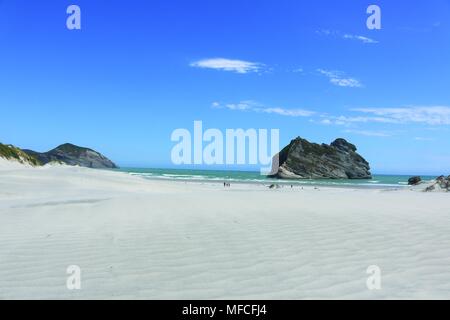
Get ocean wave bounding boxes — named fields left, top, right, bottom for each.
left=124, top=170, right=410, bottom=189
left=129, top=172, right=153, bottom=176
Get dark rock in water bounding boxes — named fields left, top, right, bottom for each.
left=408, top=176, right=422, bottom=186
left=425, top=185, right=436, bottom=192
left=23, top=143, right=117, bottom=169
left=269, top=137, right=371, bottom=180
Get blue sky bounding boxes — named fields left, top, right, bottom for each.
left=1, top=0, right=449, bottom=174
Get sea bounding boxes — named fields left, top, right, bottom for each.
left=116, top=168, right=436, bottom=189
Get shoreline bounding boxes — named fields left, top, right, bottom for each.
left=130, top=175, right=410, bottom=191
left=119, top=168, right=432, bottom=191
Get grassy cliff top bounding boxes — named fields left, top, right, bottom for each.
left=0, top=143, right=41, bottom=166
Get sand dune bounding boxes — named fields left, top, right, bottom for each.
left=0, top=164, right=449, bottom=299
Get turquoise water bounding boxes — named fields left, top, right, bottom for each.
left=117, top=168, right=436, bottom=189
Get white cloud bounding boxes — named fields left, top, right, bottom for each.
left=342, top=34, right=378, bottom=44
left=351, top=106, right=450, bottom=125
left=317, top=29, right=378, bottom=44
left=212, top=100, right=260, bottom=111
left=212, top=101, right=315, bottom=117
left=215, top=101, right=450, bottom=129
left=344, top=129, right=391, bottom=137
left=211, top=101, right=221, bottom=108
left=330, top=77, right=362, bottom=88
left=256, top=107, right=315, bottom=117
left=317, top=69, right=337, bottom=78
left=320, top=119, right=332, bottom=125
left=414, top=137, right=434, bottom=141
left=317, top=69, right=363, bottom=88
left=317, top=106, right=450, bottom=131
left=317, top=115, right=398, bottom=126
left=223, top=101, right=256, bottom=111
left=316, top=29, right=334, bottom=36
left=190, top=58, right=263, bottom=74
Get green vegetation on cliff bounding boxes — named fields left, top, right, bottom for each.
left=0, top=143, right=41, bottom=166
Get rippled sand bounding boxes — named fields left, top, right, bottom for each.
left=1, top=165, right=449, bottom=299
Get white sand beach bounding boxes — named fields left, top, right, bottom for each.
left=1, top=162, right=449, bottom=299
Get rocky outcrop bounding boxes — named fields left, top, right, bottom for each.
left=408, top=176, right=422, bottom=185
left=23, top=143, right=117, bottom=169
left=269, top=137, right=371, bottom=179
left=422, top=175, right=450, bottom=192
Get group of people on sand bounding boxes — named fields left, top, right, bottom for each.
left=221, top=182, right=313, bottom=190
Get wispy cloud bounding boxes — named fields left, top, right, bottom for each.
left=212, top=101, right=315, bottom=117
left=398, top=21, right=442, bottom=33
left=317, top=69, right=363, bottom=88
left=212, top=100, right=255, bottom=111
left=190, top=58, right=263, bottom=74
left=215, top=100, right=450, bottom=133
left=317, top=106, right=450, bottom=128
left=344, top=129, right=391, bottom=137
left=414, top=137, right=435, bottom=141
left=351, top=106, right=450, bottom=125
left=317, top=29, right=378, bottom=44
left=317, top=115, right=397, bottom=126
left=257, top=107, right=315, bottom=117
left=342, top=34, right=378, bottom=44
